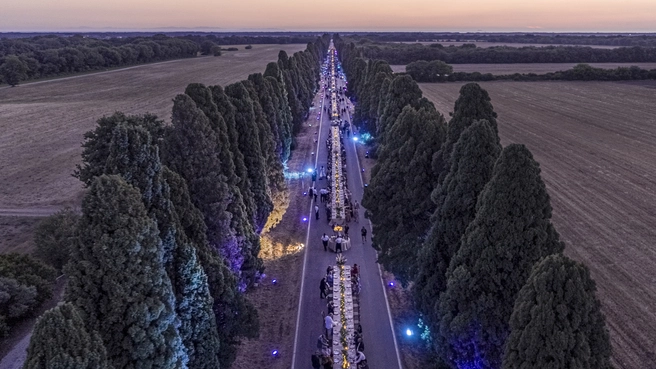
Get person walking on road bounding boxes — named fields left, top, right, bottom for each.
left=315, top=205, right=320, bottom=220
left=320, top=277, right=328, bottom=299
left=324, top=314, right=334, bottom=338
left=321, top=233, right=329, bottom=251
left=361, top=227, right=367, bottom=242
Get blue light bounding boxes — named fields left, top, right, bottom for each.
left=307, top=168, right=314, bottom=173
left=302, top=217, right=308, bottom=222
left=353, top=137, right=358, bottom=141
left=272, top=279, right=277, bottom=285
left=388, top=281, right=395, bottom=287
left=406, top=329, right=413, bottom=336
left=271, top=350, right=279, bottom=357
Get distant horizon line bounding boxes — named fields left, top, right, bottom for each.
left=2, top=27, right=656, bottom=34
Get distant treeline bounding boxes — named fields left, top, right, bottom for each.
left=0, top=33, right=316, bottom=85
left=339, top=32, right=656, bottom=47
left=404, top=60, right=656, bottom=82
left=353, top=41, right=656, bottom=65
left=0, top=34, right=199, bottom=85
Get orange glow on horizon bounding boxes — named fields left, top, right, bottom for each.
left=2, top=0, right=655, bottom=32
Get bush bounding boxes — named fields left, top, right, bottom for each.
left=245, top=45, right=253, bottom=50
left=0, top=253, right=56, bottom=305
left=222, top=47, right=239, bottom=51
left=0, top=254, right=53, bottom=338
left=34, top=208, right=79, bottom=272
left=211, top=46, right=222, bottom=56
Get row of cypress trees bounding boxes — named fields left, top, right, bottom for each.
left=335, top=35, right=613, bottom=369
left=22, top=35, right=330, bottom=369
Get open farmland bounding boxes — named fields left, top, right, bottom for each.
left=397, top=41, right=619, bottom=49
left=390, top=62, right=656, bottom=74
left=0, top=44, right=305, bottom=216
left=421, top=80, right=656, bottom=369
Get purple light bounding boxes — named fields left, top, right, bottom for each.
left=272, top=279, right=278, bottom=285
left=271, top=350, right=279, bottom=357
left=302, top=217, right=308, bottom=222
left=388, top=281, right=395, bottom=287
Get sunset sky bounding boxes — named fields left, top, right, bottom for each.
left=2, top=0, right=655, bottom=32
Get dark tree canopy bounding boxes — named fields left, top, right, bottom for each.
left=74, top=112, right=164, bottom=186
left=1, top=55, right=28, bottom=86
left=363, top=105, right=446, bottom=283
left=224, top=81, right=273, bottom=233
left=437, top=144, right=564, bottom=369
left=23, top=303, right=112, bottom=369
left=65, top=175, right=187, bottom=369
left=414, top=120, right=501, bottom=328
left=161, top=94, right=242, bottom=277
left=33, top=208, right=79, bottom=271
left=434, top=83, right=499, bottom=199
left=503, top=254, right=613, bottom=369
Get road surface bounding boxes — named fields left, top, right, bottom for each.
left=292, top=48, right=402, bottom=369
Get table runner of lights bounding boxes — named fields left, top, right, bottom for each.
left=332, top=264, right=355, bottom=368
left=331, top=125, right=346, bottom=222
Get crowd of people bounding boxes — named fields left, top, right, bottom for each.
left=313, top=264, right=367, bottom=369
left=309, top=48, right=369, bottom=369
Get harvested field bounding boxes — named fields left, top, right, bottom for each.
left=390, top=62, right=656, bottom=74
left=0, top=44, right=305, bottom=213
left=0, top=216, right=41, bottom=254
left=420, top=80, right=656, bottom=369
left=396, top=41, right=618, bottom=49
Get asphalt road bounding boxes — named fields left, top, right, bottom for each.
left=292, top=50, right=402, bottom=369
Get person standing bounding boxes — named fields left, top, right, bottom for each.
left=315, top=205, right=320, bottom=220
left=361, top=227, right=367, bottom=242
left=324, top=314, right=334, bottom=338
left=320, top=277, right=328, bottom=299
left=314, top=191, right=318, bottom=203
left=321, top=233, right=329, bottom=251
left=309, top=187, right=314, bottom=197
left=344, top=224, right=350, bottom=237
left=335, top=235, right=343, bottom=253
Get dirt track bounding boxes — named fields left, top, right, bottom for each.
left=0, top=44, right=305, bottom=212
left=421, top=80, right=656, bottom=368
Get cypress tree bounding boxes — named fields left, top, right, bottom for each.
left=174, top=244, right=221, bottom=369
left=248, top=73, right=282, bottom=160
left=224, top=81, right=273, bottom=232
left=103, top=124, right=177, bottom=266
left=376, top=75, right=424, bottom=147
left=162, top=167, right=259, bottom=369
left=74, top=112, right=164, bottom=186
left=209, top=85, right=257, bottom=230
left=103, top=124, right=222, bottom=368
left=434, top=83, right=499, bottom=197
left=414, top=120, right=501, bottom=327
left=247, top=74, right=290, bottom=231
left=65, top=175, right=187, bottom=369
left=185, top=83, right=262, bottom=286
left=265, top=75, right=293, bottom=162
left=502, top=254, right=613, bottom=369
left=161, top=94, right=242, bottom=276
left=243, top=79, right=287, bottom=225
left=437, top=144, right=564, bottom=369
left=23, top=303, right=111, bottom=369
left=362, top=105, right=446, bottom=283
